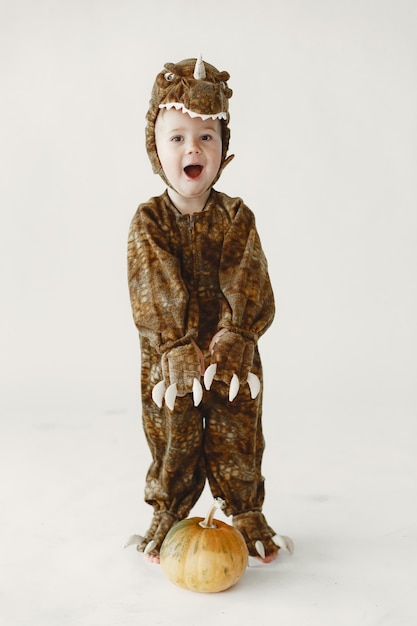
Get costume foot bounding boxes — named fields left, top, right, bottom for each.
left=124, top=511, right=178, bottom=561
left=233, top=511, right=294, bottom=563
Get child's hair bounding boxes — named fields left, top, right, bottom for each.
left=145, top=56, right=235, bottom=187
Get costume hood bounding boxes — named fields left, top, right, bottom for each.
left=145, top=55, right=234, bottom=188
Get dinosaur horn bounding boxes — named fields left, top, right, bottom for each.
left=193, top=54, right=206, bottom=80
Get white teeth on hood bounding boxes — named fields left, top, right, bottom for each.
left=159, top=102, right=226, bottom=121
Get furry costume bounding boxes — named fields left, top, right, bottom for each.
left=128, top=57, right=279, bottom=559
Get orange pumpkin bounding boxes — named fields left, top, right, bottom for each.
left=160, top=498, right=248, bottom=593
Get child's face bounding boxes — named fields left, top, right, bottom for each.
left=155, top=108, right=223, bottom=200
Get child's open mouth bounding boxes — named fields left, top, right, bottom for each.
left=184, top=164, right=203, bottom=179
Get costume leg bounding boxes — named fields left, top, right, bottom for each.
left=203, top=381, right=265, bottom=514
left=138, top=337, right=206, bottom=554
left=203, top=356, right=279, bottom=559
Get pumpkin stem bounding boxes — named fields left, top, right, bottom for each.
left=199, top=497, right=225, bottom=529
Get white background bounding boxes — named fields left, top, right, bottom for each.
left=1, top=1, right=416, bottom=624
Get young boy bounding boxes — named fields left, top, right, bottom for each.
left=127, top=56, right=293, bottom=563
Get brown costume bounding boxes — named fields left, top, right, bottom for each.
left=128, top=57, right=278, bottom=559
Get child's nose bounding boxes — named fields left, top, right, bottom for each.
left=186, top=138, right=201, bottom=154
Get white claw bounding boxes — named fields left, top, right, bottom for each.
left=152, top=380, right=166, bottom=408
left=247, top=372, right=261, bottom=399
left=144, top=539, right=157, bottom=555
left=204, top=363, right=217, bottom=390
left=192, top=378, right=203, bottom=406
left=272, top=534, right=295, bottom=554
left=255, top=540, right=266, bottom=559
left=165, top=383, right=177, bottom=411
left=124, top=534, right=144, bottom=549
left=229, top=374, right=240, bottom=401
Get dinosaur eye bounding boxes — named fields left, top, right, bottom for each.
left=164, top=72, right=175, bottom=81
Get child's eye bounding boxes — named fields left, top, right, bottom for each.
left=200, top=134, right=212, bottom=141
left=171, top=135, right=183, bottom=142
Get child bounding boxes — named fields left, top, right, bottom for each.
left=127, top=56, right=293, bottom=563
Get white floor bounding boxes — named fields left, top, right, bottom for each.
left=2, top=396, right=416, bottom=626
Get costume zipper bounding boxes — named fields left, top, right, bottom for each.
left=189, top=213, right=196, bottom=291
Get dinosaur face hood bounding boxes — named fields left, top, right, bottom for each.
left=145, top=56, right=234, bottom=189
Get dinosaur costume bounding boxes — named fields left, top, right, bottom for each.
left=127, top=57, right=288, bottom=561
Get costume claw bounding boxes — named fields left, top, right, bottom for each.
left=192, top=378, right=203, bottom=406
left=124, top=534, right=144, bottom=548
left=272, top=534, right=295, bottom=554
left=229, top=374, right=240, bottom=401
left=144, top=539, right=157, bottom=555
left=165, top=383, right=177, bottom=411
left=204, top=363, right=217, bottom=390
left=152, top=380, right=166, bottom=408
left=255, top=540, right=266, bottom=559
left=247, top=372, right=261, bottom=399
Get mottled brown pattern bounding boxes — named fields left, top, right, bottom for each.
left=128, top=190, right=277, bottom=556
left=232, top=511, right=278, bottom=558
left=161, top=342, right=202, bottom=397
left=135, top=511, right=179, bottom=554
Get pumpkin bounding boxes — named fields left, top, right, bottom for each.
left=160, top=498, right=248, bottom=593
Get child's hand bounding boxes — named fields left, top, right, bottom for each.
left=204, top=329, right=261, bottom=401
left=152, top=340, right=204, bottom=410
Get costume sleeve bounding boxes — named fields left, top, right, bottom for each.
left=127, top=205, right=197, bottom=354
left=217, top=203, right=275, bottom=341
